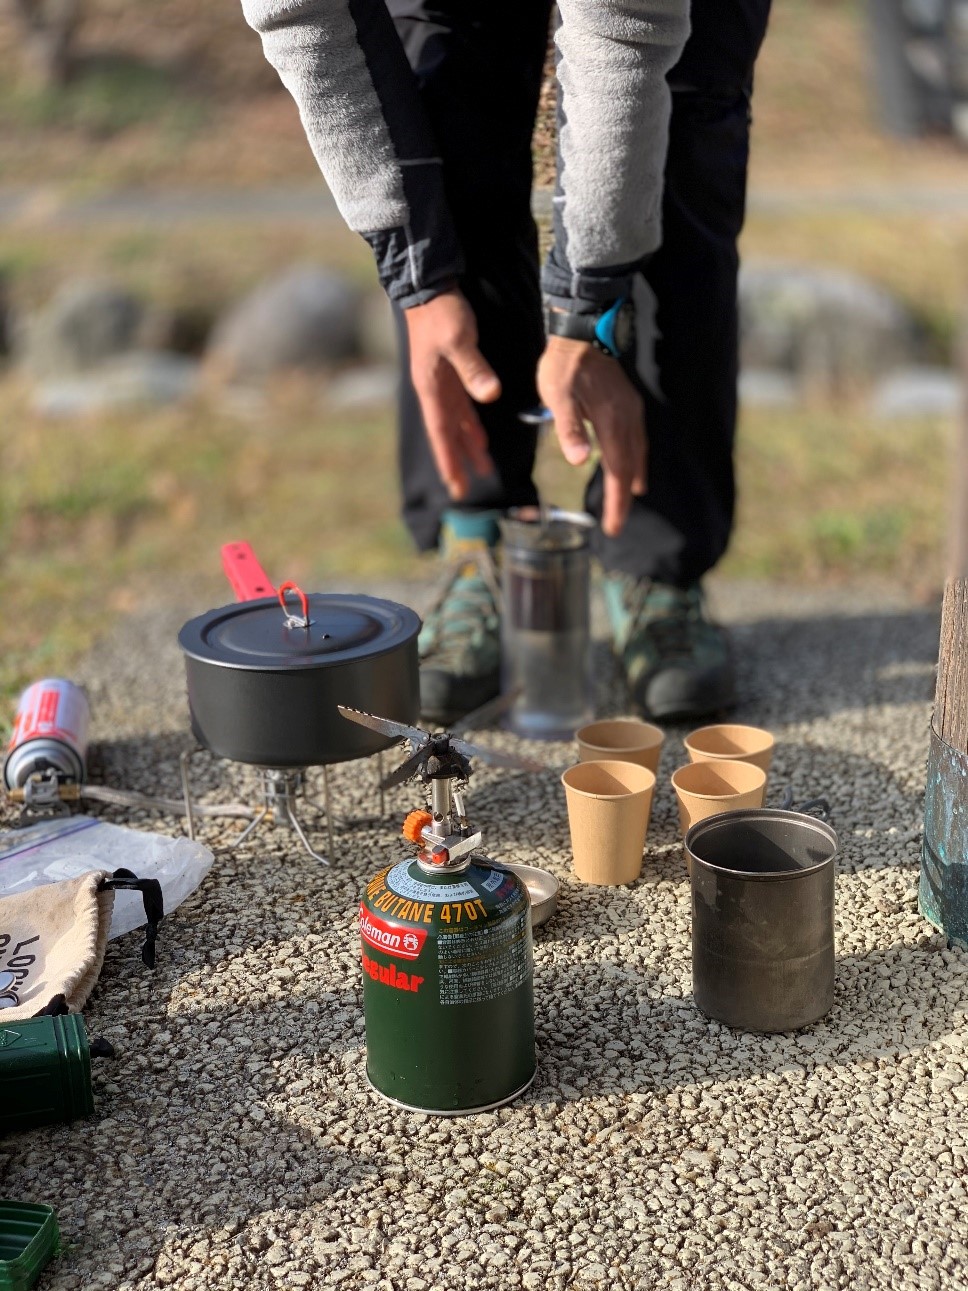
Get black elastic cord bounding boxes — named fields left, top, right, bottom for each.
left=797, top=797, right=832, bottom=822
left=768, top=788, right=832, bottom=823
left=34, top=993, right=69, bottom=1017
left=98, top=869, right=165, bottom=968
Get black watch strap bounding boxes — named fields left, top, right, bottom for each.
left=546, top=297, right=634, bottom=360
left=546, top=310, right=601, bottom=347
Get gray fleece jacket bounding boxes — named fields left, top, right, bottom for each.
left=241, top=0, right=690, bottom=311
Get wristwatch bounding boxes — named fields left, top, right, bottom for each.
left=546, top=296, right=635, bottom=360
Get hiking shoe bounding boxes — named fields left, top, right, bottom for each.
left=418, top=510, right=502, bottom=724
left=603, top=574, right=736, bottom=722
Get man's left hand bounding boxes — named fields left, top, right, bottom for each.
left=536, top=336, right=646, bottom=538
left=403, top=289, right=500, bottom=501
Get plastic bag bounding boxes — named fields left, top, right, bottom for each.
left=0, top=816, right=213, bottom=938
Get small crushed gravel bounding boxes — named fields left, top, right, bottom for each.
left=2, top=576, right=965, bottom=1291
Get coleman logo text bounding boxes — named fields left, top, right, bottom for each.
left=359, top=904, right=427, bottom=960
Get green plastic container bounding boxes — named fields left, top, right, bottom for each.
left=0, top=1202, right=59, bottom=1291
left=0, top=1015, right=94, bottom=1136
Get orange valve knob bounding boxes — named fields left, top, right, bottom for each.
left=402, top=810, right=433, bottom=844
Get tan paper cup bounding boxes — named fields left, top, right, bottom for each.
left=671, top=758, right=767, bottom=835
left=561, top=760, right=656, bottom=886
left=576, top=718, right=665, bottom=773
left=684, top=723, right=775, bottom=774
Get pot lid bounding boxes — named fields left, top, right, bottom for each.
left=179, top=592, right=421, bottom=672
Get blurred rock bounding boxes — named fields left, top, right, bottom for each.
left=325, top=364, right=398, bottom=411
left=19, top=277, right=146, bottom=376
left=358, top=290, right=399, bottom=364
left=740, top=261, right=918, bottom=395
left=143, top=301, right=217, bottom=357
left=738, top=368, right=798, bottom=409
left=205, top=265, right=362, bottom=381
left=31, top=353, right=200, bottom=417
left=870, top=366, right=963, bottom=419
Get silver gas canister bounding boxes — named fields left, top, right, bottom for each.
left=3, top=679, right=90, bottom=790
left=499, top=507, right=595, bottom=740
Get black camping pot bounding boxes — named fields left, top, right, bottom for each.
left=685, top=803, right=838, bottom=1033
left=178, top=584, right=421, bottom=767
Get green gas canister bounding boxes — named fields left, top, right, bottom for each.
left=0, top=1014, right=94, bottom=1136
left=340, top=707, right=538, bottom=1116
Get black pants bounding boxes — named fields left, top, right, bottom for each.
left=390, top=0, right=772, bottom=586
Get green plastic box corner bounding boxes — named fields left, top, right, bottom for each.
left=0, top=1202, right=60, bottom=1291
left=0, top=1015, right=94, bottom=1136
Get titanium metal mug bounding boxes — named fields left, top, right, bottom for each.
left=685, top=803, right=837, bottom=1032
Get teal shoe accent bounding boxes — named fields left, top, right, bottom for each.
left=440, top=508, right=502, bottom=547
left=603, top=574, right=736, bottom=723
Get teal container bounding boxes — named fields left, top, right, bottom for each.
left=0, top=1015, right=94, bottom=1136
left=0, top=1202, right=60, bottom=1291
left=360, top=858, right=536, bottom=1114
left=921, top=724, right=968, bottom=942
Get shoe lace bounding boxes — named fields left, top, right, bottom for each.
left=625, top=579, right=698, bottom=661
left=421, top=546, right=501, bottom=665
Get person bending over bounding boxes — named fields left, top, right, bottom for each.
left=241, top=0, right=772, bottom=723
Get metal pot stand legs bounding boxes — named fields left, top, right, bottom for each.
left=179, top=745, right=392, bottom=866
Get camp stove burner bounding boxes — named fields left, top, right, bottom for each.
left=179, top=747, right=388, bottom=866
left=235, top=766, right=333, bottom=865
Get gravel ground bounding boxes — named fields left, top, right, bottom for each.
left=2, top=577, right=966, bottom=1291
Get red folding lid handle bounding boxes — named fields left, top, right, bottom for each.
left=277, top=580, right=311, bottom=627
left=221, top=542, right=277, bottom=602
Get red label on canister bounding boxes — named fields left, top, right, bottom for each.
left=37, top=689, right=59, bottom=729
left=4, top=679, right=90, bottom=788
left=8, top=679, right=88, bottom=750
left=359, top=904, right=427, bottom=960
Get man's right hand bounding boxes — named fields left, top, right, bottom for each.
left=537, top=334, right=646, bottom=538
left=403, top=289, right=501, bottom=499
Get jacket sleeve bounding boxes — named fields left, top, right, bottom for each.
left=541, top=0, right=691, bottom=313
left=241, top=0, right=463, bottom=308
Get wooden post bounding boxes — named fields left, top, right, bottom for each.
left=950, top=308, right=968, bottom=585
left=934, top=583, right=968, bottom=753
left=934, top=312, right=968, bottom=746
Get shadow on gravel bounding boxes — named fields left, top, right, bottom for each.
left=89, top=731, right=196, bottom=815
left=81, top=984, right=375, bottom=1233
left=730, top=605, right=940, bottom=725
left=531, top=937, right=963, bottom=1100
left=89, top=727, right=928, bottom=884
left=583, top=603, right=940, bottom=726
left=484, top=750, right=926, bottom=957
